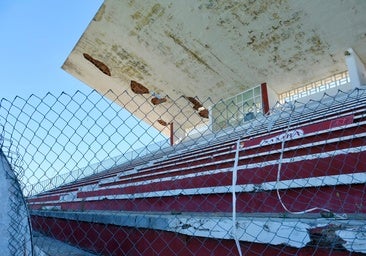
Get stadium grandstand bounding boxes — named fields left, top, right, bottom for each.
left=1, top=0, right=366, bottom=255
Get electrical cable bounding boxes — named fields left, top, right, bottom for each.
left=276, top=104, right=347, bottom=219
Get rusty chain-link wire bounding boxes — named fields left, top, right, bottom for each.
left=1, top=88, right=366, bottom=255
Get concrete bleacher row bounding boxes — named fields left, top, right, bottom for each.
left=28, top=88, right=366, bottom=255
left=30, top=88, right=366, bottom=197
left=28, top=89, right=366, bottom=214
left=28, top=130, right=366, bottom=214
left=37, top=88, right=366, bottom=183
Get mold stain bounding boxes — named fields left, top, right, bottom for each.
left=245, top=11, right=303, bottom=52
left=111, top=44, right=152, bottom=80
left=93, top=4, right=106, bottom=22
left=95, top=38, right=105, bottom=46
left=196, top=40, right=237, bottom=75
left=272, top=31, right=329, bottom=72
left=308, top=35, right=325, bottom=54
left=128, top=0, right=135, bottom=7
left=203, top=0, right=288, bottom=20
left=122, top=66, right=144, bottom=81
left=242, top=4, right=330, bottom=73
left=216, top=81, right=225, bottom=88
left=165, top=32, right=219, bottom=75
left=235, top=0, right=288, bottom=20
left=134, top=3, right=165, bottom=31
left=131, top=11, right=142, bottom=20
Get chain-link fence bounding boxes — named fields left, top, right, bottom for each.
left=1, top=88, right=366, bottom=255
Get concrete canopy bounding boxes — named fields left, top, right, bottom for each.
left=62, top=0, right=366, bottom=137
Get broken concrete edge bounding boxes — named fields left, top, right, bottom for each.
left=30, top=210, right=366, bottom=253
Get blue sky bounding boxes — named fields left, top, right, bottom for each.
left=0, top=1, right=168, bottom=191
left=0, top=0, right=103, bottom=101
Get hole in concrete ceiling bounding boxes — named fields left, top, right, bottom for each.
left=198, top=109, right=209, bottom=119
left=151, top=97, right=167, bottom=105
left=157, top=119, right=168, bottom=126
left=131, top=81, right=150, bottom=94
left=83, top=53, right=111, bottom=76
left=185, top=96, right=209, bottom=118
left=185, top=96, right=203, bottom=111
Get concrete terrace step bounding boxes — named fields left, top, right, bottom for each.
left=28, top=120, right=366, bottom=212
left=32, top=89, right=366, bottom=198
left=31, top=210, right=366, bottom=254
left=33, top=232, right=97, bottom=256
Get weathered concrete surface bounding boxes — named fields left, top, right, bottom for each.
left=31, top=210, right=366, bottom=253
left=33, top=232, right=96, bottom=256
left=62, top=0, right=366, bottom=134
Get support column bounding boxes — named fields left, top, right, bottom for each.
left=260, top=83, right=270, bottom=114
left=169, top=122, right=174, bottom=146
left=345, top=48, right=366, bottom=89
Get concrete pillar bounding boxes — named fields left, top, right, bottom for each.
left=345, top=48, right=366, bottom=89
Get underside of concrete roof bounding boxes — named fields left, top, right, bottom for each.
left=62, top=0, right=366, bottom=136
